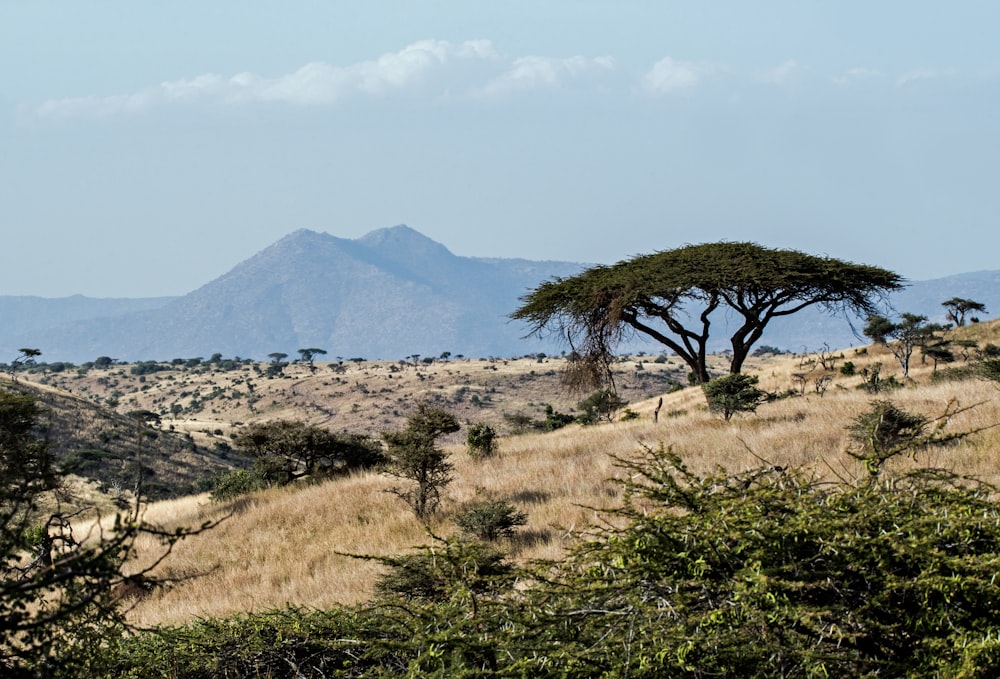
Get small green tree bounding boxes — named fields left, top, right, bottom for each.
left=702, top=373, right=765, bottom=420
left=466, top=423, right=498, bottom=458
left=234, top=420, right=382, bottom=487
left=6, top=348, right=40, bottom=382
left=383, top=405, right=460, bottom=518
left=942, top=297, right=987, bottom=327
left=577, top=389, right=627, bottom=424
left=863, top=313, right=943, bottom=378
left=454, top=498, right=527, bottom=542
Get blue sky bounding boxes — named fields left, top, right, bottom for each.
left=2, top=2, right=998, bottom=298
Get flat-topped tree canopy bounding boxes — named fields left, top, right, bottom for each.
left=512, top=241, right=904, bottom=386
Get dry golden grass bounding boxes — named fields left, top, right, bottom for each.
left=22, top=322, right=1000, bottom=628
left=116, top=327, right=1000, bottom=628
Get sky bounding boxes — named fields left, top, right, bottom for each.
left=2, top=2, right=999, bottom=298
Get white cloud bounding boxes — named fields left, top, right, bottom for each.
left=30, top=39, right=501, bottom=119
left=832, top=67, right=881, bottom=86
left=896, top=67, right=957, bottom=87
left=755, top=60, right=805, bottom=85
left=640, top=57, right=720, bottom=95
left=475, top=55, right=615, bottom=97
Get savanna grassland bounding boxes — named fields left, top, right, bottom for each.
left=15, top=321, right=1000, bottom=633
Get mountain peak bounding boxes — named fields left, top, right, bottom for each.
left=358, top=225, right=453, bottom=258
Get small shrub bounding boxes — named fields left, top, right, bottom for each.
left=210, top=469, right=267, bottom=502
left=454, top=498, right=527, bottom=542
left=702, top=373, right=765, bottom=421
left=466, top=423, right=498, bottom=458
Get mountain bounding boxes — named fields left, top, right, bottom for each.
left=3, top=226, right=998, bottom=363
left=12, top=226, right=586, bottom=363
left=0, top=295, right=177, bottom=360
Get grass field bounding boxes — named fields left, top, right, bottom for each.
left=18, top=323, right=1000, bottom=628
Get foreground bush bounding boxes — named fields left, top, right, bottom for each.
left=110, top=402, right=1000, bottom=677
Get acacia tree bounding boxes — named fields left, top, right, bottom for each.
left=297, top=348, right=327, bottom=369
left=383, top=405, right=460, bottom=519
left=942, top=297, right=987, bottom=327
left=7, top=348, right=40, bottom=383
left=863, top=313, right=944, bottom=378
left=512, top=242, right=902, bottom=386
left=234, top=420, right=382, bottom=485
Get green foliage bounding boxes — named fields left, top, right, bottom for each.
left=512, top=241, right=902, bottom=387
left=542, top=403, right=575, bottom=430
left=383, top=405, right=459, bottom=518
left=465, top=422, right=498, bottom=458
left=208, top=468, right=268, bottom=502
left=576, top=388, right=627, bottom=424
left=129, top=361, right=168, bottom=376
left=110, top=418, right=1000, bottom=678
left=864, top=312, right=945, bottom=378
left=858, top=362, right=902, bottom=393
left=373, top=536, right=513, bottom=601
left=522, top=442, right=1000, bottom=677
left=453, top=498, right=527, bottom=542
left=942, top=296, right=987, bottom=327
left=839, top=360, right=856, bottom=376
left=751, top=344, right=787, bottom=356
left=0, top=387, right=209, bottom=675
left=234, top=420, right=383, bottom=487
left=702, top=373, right=765, bottom=420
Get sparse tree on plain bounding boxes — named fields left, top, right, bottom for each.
left=297, top=348, right=327, bottom=368
left=863, top=313, right=944, bottom=378
left=512, top=242, right=902, bottom=389
left=942, top=297, right=987, bottom=327
left=383, top=404, right=460, bottom=519
left=7, top=348, right=40, bottom=382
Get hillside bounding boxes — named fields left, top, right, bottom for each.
left=27, top=321, right=995, bottom=630
left=19, top=352, right=689, bottom=448
left=0, top=376, right=237, bottom=512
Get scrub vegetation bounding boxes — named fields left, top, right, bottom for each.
left=4, top=312, right=1000, bottom=676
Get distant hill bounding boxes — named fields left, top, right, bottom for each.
left=3, top=226, right=997, bottom=362
left=8, top=226, right=585, bottom=363
left=1, top=379, right=234, bottom=502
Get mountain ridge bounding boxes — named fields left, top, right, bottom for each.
left=2, top=226, right=997, bottom=363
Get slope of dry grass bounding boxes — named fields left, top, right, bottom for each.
left=19, top=321, right=1000, bottom=628
left=108, top=326, right=1000, bottom=628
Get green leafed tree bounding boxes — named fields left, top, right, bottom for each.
left=702, top=372, right=766, bottom=421
left=383, top=405, right=460, bottom=519
left=942, top=297, right=987, bottom=327
left=234, top=420, right=383, bottom=487
left=0, top=387, right=209, bottom=674
left=863, top=312, right=944, bottom=378
left=512, top=241, right=902, bottom=387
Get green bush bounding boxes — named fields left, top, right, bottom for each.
left=209, top=468, right=267, bottom=502
left=702, top=373, right=765, bottom=420
left=453, top=498, right=527, bottom=542
left=466, top=423, right=498, bottom=458
left=576, top=389, right=627, bottom=424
